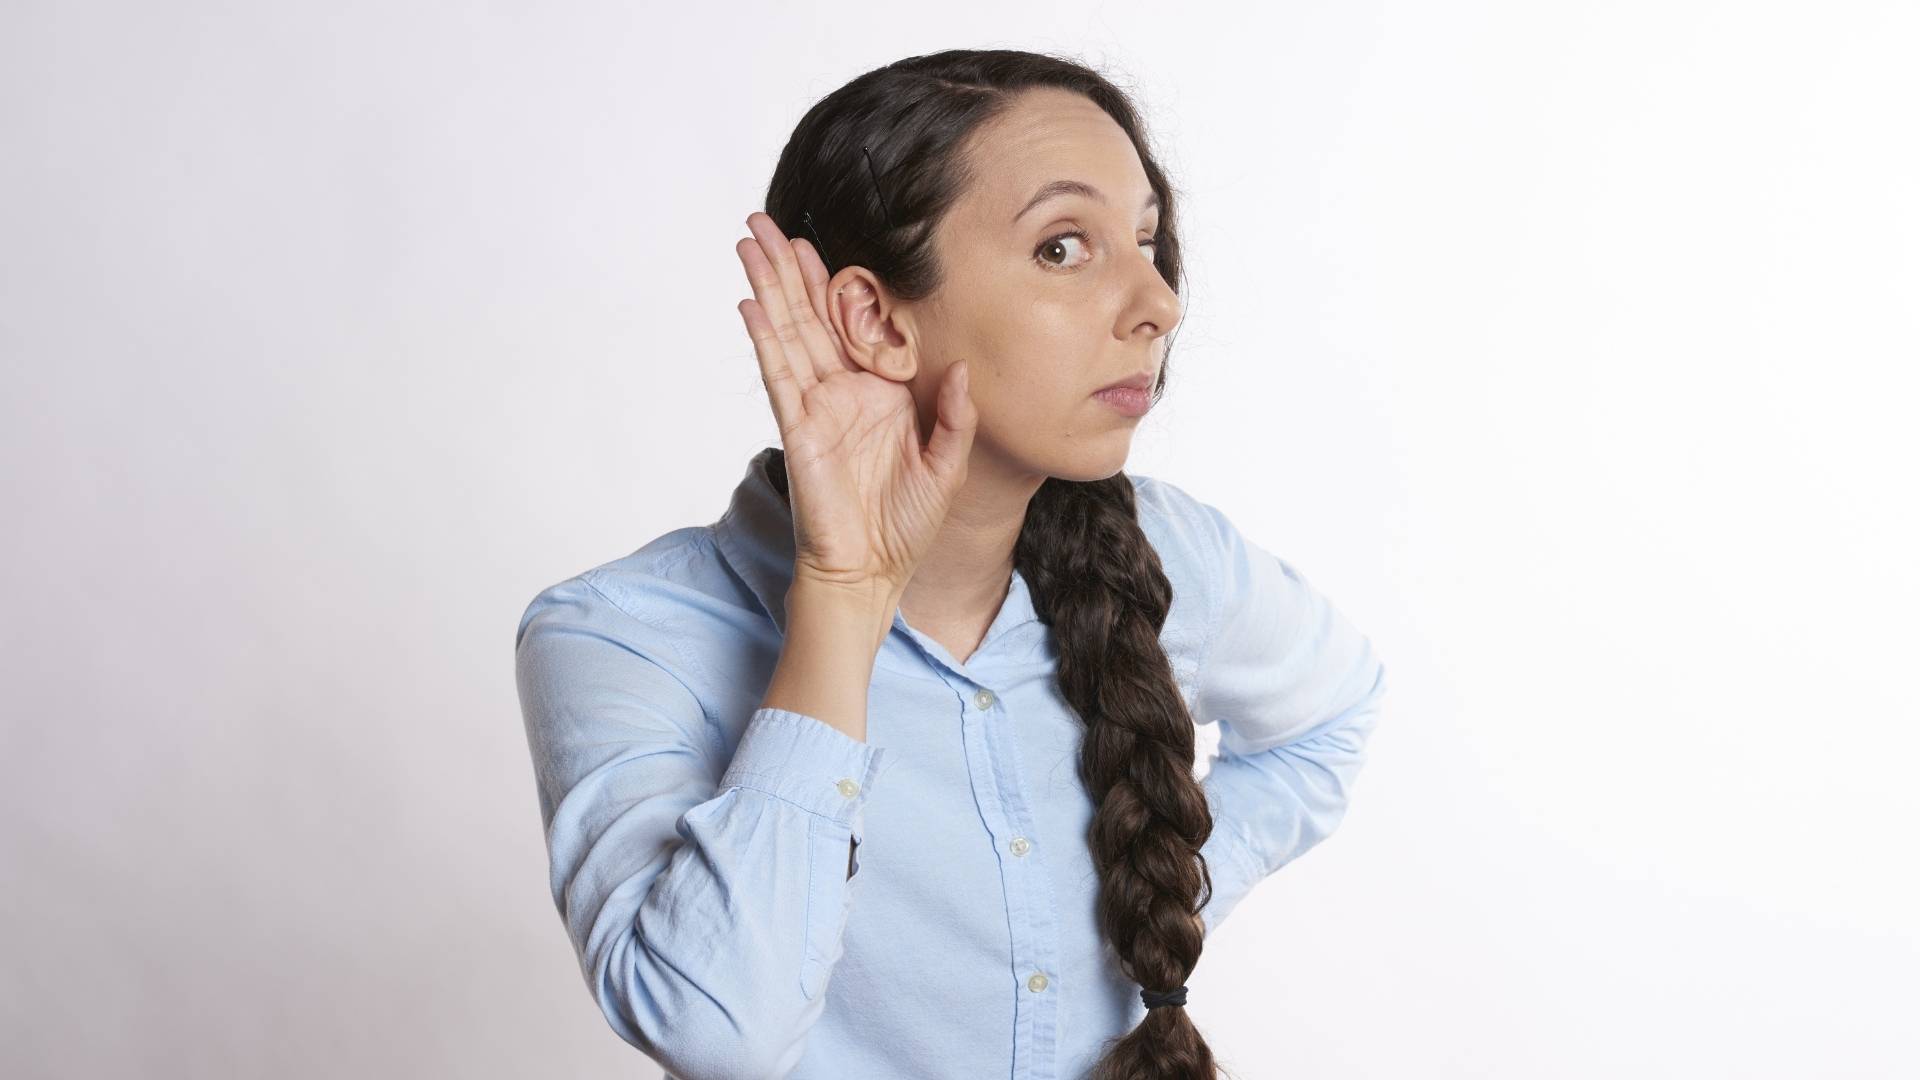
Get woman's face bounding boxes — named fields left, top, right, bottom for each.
left=877, top=87, right=1184, bottom=484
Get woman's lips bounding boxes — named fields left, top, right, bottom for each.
left=1093, top=386, right=1152, bottom=417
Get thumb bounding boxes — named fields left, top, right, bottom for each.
left=922, top=359, right=977, bottom=486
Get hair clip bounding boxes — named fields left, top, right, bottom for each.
left=799, top=145, right=897, bottom=283
left=861, top=145, right=897, bottom=230
left=800, top=210, right=832, bottom=266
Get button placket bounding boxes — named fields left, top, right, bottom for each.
left=960, top=676, right=1057, bottom=1058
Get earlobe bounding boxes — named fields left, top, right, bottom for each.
left=876, top=351, right=917, bottom=382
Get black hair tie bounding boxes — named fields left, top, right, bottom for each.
left=1140, top=984, right=1188, bottom=1009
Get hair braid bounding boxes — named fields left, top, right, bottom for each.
left=1016, top=473, right=1224, bottom=1080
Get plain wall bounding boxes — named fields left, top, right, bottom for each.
left=3, top=1, right=1916, bottom=1076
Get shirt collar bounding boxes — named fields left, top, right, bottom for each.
left=708, top=446, right=1041, bottom=659
left=710, top=445, right=803, bottom=636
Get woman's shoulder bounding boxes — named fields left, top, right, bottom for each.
left=1125, top=471, right=1227, bottom=570
left=1122, top=471, right=1232, bottom=681
left=579, top=526, right=736, bottom=615
left=1129, top=470, right=1269, bottom=567
left=1127, top=470, right=1197, bottom=520
left=514, top=524, right=762, bottom=664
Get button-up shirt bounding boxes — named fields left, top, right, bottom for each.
left=514, top=446, right=1389, bottom=1079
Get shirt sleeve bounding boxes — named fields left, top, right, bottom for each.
left=1178, top=498, right=1390, bottom=936
left=515, top=573, right=892, bottom=1080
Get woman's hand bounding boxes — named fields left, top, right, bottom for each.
left=734, top=211, right=978, bottom=604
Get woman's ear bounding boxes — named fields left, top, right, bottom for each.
left=833, top=272, right=917, bottom=383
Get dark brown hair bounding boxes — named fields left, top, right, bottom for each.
left=761, top=49, right=1230, bottom=1079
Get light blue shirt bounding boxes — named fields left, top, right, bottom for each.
left=514, top=446, right=1388, bottom=1079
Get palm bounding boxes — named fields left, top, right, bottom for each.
left=734, top=212, right=977, bottom=591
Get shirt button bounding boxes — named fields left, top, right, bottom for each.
left=835, top=778, right=860, bottom=798
left=974, top=689, right=996, bottom=710
left=1009, top=836, right=1031, bottom=857
left=1027, top=972, right=1049, bottom=992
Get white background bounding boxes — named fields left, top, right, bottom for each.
left=4, top=1, right=1916, bottom=1076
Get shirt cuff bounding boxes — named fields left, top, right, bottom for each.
left=718, top=706, right=890, bottom=827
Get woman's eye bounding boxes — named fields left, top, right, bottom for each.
left=1033, top=228, right=1159, bottom=273
left=1033, top=229, right=1090, bottom=271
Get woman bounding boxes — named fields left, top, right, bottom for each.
left=515, top=48, right=1388, bottom=1080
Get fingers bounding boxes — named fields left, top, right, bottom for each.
left=736, top=233, right=818, bottom=403
left=791, top=238, right=835, bottom=338
left=793, top=239, right=863, bottom=375
left=741, top=212, right=844, bottom=387
left=737, top=297, right=803, bottom=434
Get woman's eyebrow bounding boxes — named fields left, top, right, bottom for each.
left=1011, top=179, right=1160, bottom=225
